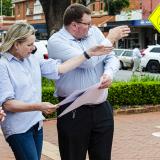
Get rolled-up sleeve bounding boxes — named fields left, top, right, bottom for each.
left=0, top=63, right=15, bottom=106
left=48, top=26, right=116, bottom=69
left=103, top=52, right=120, bottom=79
left=48, top=38, right=102, bottom=69
left=39, top=58, right=61, bottom=80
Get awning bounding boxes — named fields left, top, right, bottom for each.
left=32, top=24, right=47, bottom=33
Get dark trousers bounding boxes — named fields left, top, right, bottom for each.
left=6, top=122, right=43, bottom=160
left=57, top=100, right=114, bottom=160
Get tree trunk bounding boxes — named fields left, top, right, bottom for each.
left=40, top=0, right=71, bottom=38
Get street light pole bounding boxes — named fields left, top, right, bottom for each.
left=107, top=0, right=110, bottom=15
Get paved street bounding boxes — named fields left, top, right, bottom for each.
left=1, top=111, right=160, bottom=160
left=114, top=70, right=160, bottom=82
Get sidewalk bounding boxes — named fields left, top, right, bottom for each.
left=1, top=112, right=160, bottom=160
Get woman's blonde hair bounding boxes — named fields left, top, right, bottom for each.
left=0, top=22, right=35, bottom=53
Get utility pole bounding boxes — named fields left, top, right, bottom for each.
left=107, top=0, right=110, bottom=15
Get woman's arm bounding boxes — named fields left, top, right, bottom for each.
left=3, top=99, right=58, bottom=113
left=58, top=45, right=113, bottom=74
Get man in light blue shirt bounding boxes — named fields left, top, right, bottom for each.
left=48, top=3, right=130, bottom=160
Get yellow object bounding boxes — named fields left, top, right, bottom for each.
left=149, top=4, right=160, bottom=33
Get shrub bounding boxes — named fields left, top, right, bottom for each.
left=108, top=82, right=160, bottom=106
left=42, top=81, right=160, bottom=107
left=41, top=76, right=160, bottom=118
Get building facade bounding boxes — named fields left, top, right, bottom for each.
left=101, top=0, right=160, bottom=49
left=12, top=0, right=47, bottom=39
left=11, top=0, right=160, bottom=48
left=0, top=16, right=15, bottom=42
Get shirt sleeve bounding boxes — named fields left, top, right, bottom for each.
left=47, top=28, right=112, bottom=69
left=48, top=26, right=114, bottom=70
left=39, top=58, right=61, bottom=80
left=103, top=52, right=120, bottom=79
left=48, top=39, right=100, bottom=69
left=0, top=62, right=15, bottom=106
left=91, top=26, right=113, bottom=47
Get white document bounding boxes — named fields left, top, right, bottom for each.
left=58, top=83, right=108, bottom=118
left=58, top=88, right=86, bottom=106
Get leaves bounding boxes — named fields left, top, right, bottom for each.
left=107, top=0, right=130, bottom=15
left=1, top=0, right=12, bottom=16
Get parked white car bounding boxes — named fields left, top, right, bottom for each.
left=113, top=49, right=133, bottom=69
left=33, top=40, right=48, bottom=59
left=141, top=45, right=160, bottom=73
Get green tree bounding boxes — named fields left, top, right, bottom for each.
left=105, top=0, right=130, bottom=15
left=1, top=0, right=12, bottom=16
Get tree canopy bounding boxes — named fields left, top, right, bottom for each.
left=106, top=0, right=130, bottom=15
left=1, top=0, right=12, bottom=16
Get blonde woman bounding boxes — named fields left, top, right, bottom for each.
left=0, top=22, right=112, bottom=160
left=0, top=107, right=6, bottom=122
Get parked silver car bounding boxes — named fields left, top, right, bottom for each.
left=113, top=49, right=133, bottom=69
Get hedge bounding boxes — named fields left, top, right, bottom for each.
left=108, top=82, right=160, bottom=106
left=42, top=81, right=160, bottom=108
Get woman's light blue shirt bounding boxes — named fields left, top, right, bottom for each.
left=0, top=53, right=60, bottom=138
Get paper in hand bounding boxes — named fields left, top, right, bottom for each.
left=58, top=83, right=108, bottom=118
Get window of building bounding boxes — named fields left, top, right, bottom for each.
left=92, top=3, right=95, bottom=11
left=34, top=0, right=43, bottom=14
left=26, top=1, right=30, bottom=15
left=118, top=32, right=139, bottom=49
left=100, top=2, right=103, bottom=10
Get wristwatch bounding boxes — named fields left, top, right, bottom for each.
left=83, top=51, right=91, bottom=59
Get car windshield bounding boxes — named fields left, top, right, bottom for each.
left=114, top=49, right=124, bottom=56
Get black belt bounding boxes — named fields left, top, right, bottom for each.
left=58, top=96, right=66, bottom=102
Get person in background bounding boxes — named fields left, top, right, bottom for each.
left=0, top=22, right=114, bottom=160
left=132, top=45, right=143, bottom=75
left=48, top=3, right=130, bottom=160
left=0, top=107, right=6, bottom=122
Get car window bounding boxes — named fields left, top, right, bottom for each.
left=150, top=47, right=160, bottom=53
left=122, top=51, right=133, bottom=57
left=114, top=49, right=124, bottom=56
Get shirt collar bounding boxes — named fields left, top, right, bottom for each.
left=60, top=26, right=92, bottom=41
left=2, top=52, right=24, bottom=62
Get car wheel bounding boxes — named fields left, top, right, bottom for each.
left=146, top=60, right=160, bottom=73
left=119, top=61, right=123, bottom=70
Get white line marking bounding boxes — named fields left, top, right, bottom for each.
left=152, top=132, right=160, bottom=137
left=155, top=125, right=160, bottom=128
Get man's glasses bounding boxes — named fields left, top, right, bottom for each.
left=77, top=21, right=92, bottom=27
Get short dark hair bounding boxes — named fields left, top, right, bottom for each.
left=63, top=3, right=91, bottom=26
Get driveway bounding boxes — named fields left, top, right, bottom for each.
left=1, top=112, right=160, bottom=160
